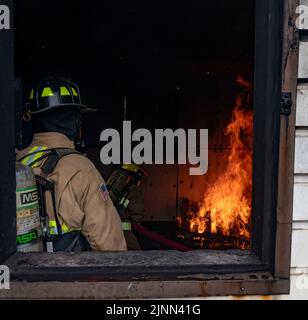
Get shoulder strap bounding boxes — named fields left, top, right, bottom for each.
left=18, top=148, right=54, bottom=166
left=20, top=148, right=80, bottom=238
left=40, top=148, right=81, bottom=176
left=19, top=147, right=80, bottom=175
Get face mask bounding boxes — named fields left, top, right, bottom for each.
left=32, top=106, right=82, bottom=140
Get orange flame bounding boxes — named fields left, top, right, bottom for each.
left=189, top=76, right=253, bottom=242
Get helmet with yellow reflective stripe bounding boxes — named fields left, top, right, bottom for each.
left=26, top=77, right=97, bottom=114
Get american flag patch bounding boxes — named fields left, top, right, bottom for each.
left=99, top=183, right=109, bottom=201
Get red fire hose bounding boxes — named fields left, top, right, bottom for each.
left=132, top=223, right=192, bottom=252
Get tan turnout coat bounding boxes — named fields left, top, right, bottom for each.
left=17, top=132, right=127, bottom=251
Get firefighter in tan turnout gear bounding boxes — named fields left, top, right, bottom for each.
left=17, top=78, right=127, bottom=252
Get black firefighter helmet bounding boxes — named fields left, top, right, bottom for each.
left=26, top=78, right=97, bottom=114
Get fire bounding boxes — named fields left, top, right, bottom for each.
left=188, top=76, right=253, bottom=242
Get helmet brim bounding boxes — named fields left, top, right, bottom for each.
left=30, top=103, right=98, bottom=114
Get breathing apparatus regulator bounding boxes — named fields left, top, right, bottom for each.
left=107, top=163, right=149, bottom=223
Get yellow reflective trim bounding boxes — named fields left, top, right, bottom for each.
left=124, top=199, right=130, bottom=208
left=31, top=146, right=48, bottom=168
left=119, top=197, right=130, bottom=208
left=48, top=220, right=58, bottom=236
left=29, top=89, right=34, bottom=100
left=48, top=220, right=79, bottom=235
left=71, top=87, right=78, bottom=96
left=61, top=223, right=69, bottom=233
left=60, top=86, right=71, bottom=96
left=49, top=220, right=57, bottom=227
left=21, top=146, right=39, bottom=166
left=21, top=146, right=48, bottom=168
left=41, top=87, right=54, bottom=97
left=122, top=163, right=139, bottom=173
left=29, top=146, right=40, bottom=153
left=122, top=222, right=132, bottom=231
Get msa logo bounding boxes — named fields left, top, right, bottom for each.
left=16, top=230, right=38, bottom=245
left=20, top=190, right=39, bottom=205
left=0, top=5, right=10, bottom=30
left=0, top=265, right=10, bottom=290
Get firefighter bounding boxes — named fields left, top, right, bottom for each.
left=16, top=77, right=127, bottom=252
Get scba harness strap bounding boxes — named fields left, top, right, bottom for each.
left=18, top=147, right=90, bottom=252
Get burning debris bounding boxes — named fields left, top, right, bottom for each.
left=177, top=76, right=253, bottom=249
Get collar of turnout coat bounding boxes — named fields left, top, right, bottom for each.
left=29, top=132, right=75, bottom=150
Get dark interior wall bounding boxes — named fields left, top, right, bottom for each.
left=14, top=0, right=255, bottom=135
left=14, top=0, right=255, bottom=221
left=0, top=0, right=15, bottom=263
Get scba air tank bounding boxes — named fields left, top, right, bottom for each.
left=16, top=162, right=43, bottom=252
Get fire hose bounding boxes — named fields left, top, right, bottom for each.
left=107, top=164, right=192, bottom=252
left=132, top=223, right=192, bottom=252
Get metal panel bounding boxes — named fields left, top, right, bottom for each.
left=130, top=165, right=177, bottom=221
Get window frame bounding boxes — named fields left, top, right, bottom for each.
left=0, top=0, right=298, bottom=298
